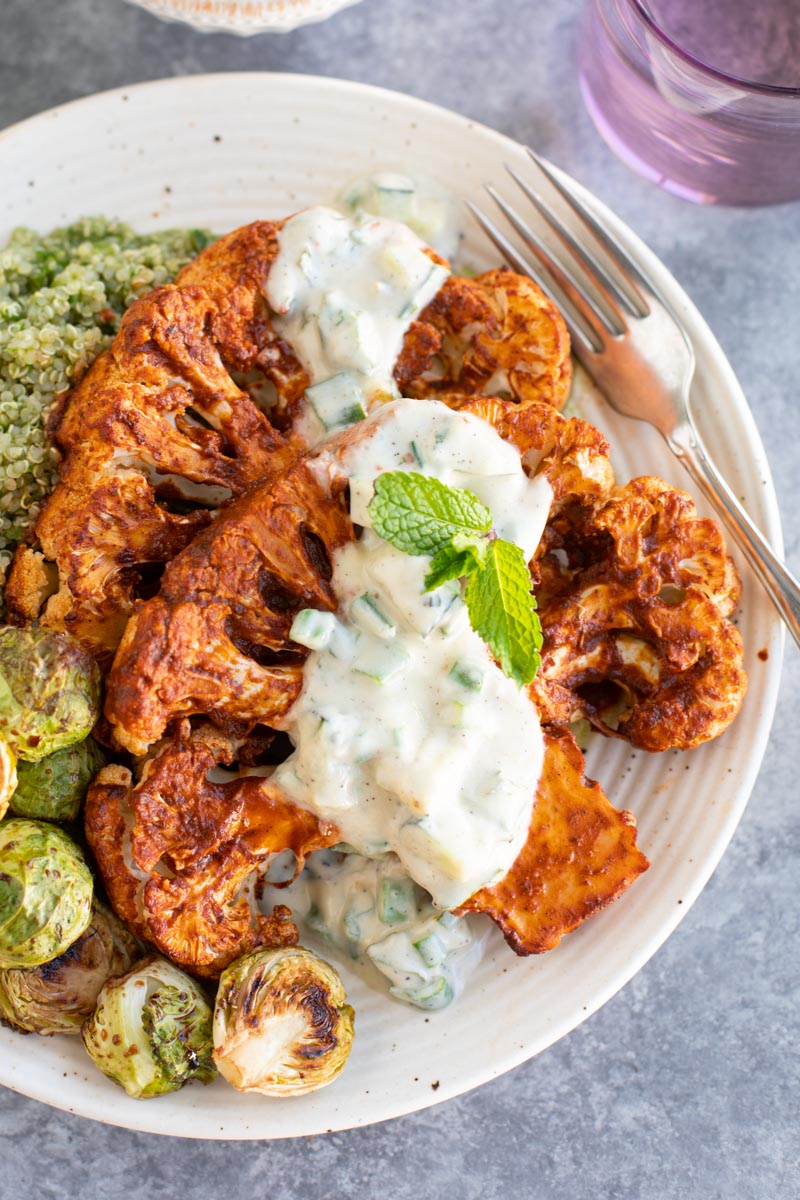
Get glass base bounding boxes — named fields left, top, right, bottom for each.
left=580, top=75, right=721, bottom=205
left=577, top=2, right=800, bottom=207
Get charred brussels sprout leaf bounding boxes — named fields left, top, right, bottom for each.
left=142, top=984, right=214, bottom=1083
left=0, top=900, right=140, bottom=1035
left=0, top=627, right=101, bottom=762
left=82, top=956, right=216, bottom=1099
left=212, top=946, right=355, bottom=1097
left=0, top=819, right=93, bottom=968
left=10, top=737, right=106, bottom=822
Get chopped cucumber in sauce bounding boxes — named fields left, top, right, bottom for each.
left=259, top=850, right=482, bottom=1012
left=350, top=593, right=397, bottom=639
left=290, top=608, right=338, bottom=651
left=266, top=206, right=449, bottom=447
left=449, top=659, right=485, bottom=692
left=379, top=878, right=417, bottom=925
left=413, top=930, right=448, bottom=968
left=338, top=171, right=461, bottom=260
left=353, top=641, right=410, bottom=684
left=273, top=401, right=550, bottom=913
left=260, top=203, right=553, bottom=1014
left=305, top=372, right=367, bottom=432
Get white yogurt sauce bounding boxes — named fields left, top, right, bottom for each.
left=274, top=399, right=551, bottom=910
left=266, top=206, right=449, bottom=442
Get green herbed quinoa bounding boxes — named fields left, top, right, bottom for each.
left=0, top=217, right=212, bottom=588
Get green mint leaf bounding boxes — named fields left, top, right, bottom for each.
left=464, top=539, right=542, bottom=686
left=366, top=471, right=542, bottom=686
left=425, top=545, right=477, bottom=591
left=368, top=471, right=492, bottom=557
left=423, top=532, right=487, bottom=591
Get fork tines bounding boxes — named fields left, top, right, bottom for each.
left=469, top=149, right=663, bottom=358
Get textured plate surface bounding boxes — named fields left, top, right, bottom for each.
left=0, top=74, right=784, bottom=1139
left=123, top=0, right=363, bottom=34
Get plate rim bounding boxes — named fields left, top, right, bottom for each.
left=0, top=71, right=785, bottom=1139
left=121, top=0, right=365, bottom=35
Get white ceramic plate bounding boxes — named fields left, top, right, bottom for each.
left=123, top=0, right=364, bottom=34
left=0, top=74, right=784, bottom=1140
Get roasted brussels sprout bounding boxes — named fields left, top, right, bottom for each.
left=0, top=627, right=101, bottom=762
left=82, top=956, right=216, bottom=1099
left=0, top=819, right=93, bottom=968
left=0, top=900, right=140, bottom=1035
left=10, top=737, right=106, bottom=822
left=0, top=736, right=17, bottom=820
left=213, top=946, right=354, bottom=1097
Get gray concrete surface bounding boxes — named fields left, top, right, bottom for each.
left=0, top=1, right=798, bottom=1196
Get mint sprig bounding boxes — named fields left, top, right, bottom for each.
left=366, top=471, right=542, bottom=686
left=465, top=540, right=542, bottom=686
left=369, top=472, right=491, bottom=556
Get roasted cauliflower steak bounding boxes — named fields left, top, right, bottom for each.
left=531, top=475, right=746, bottom=751
left=94, top=396, right=659, bottom=976
left=85, top=722, right=338, bottom=978
left=94, top=388, right=745, bottom=975
left=3, top=214, right=748, bottom=984
left=105, top=452, right=353, bottom=757
left=457, top=730, right=649, bottom=953
left=453, top=397, right=747, bottom=752
left=4, top=221, right=308, bottom=665
left=395, top=269, right=573, bottom=410
left=5, top=220, right=570, bottom=671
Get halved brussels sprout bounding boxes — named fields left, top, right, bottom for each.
left=0, top=736, right=17, bottom=820
left=82, top=956, right=216, bottom=1099
left=10, top=737, right=106, bottom=822
left=213, top=946, right=354, bottom=1097
left=0, top=819, right=93, bottom=968
left=0, top=900, right=140, bottom=1035
left=0, top=627, right=101, bottom=762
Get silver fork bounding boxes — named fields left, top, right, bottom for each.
left=468, top=150, right=800, bottom=650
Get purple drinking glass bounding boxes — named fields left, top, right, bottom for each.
left=578, top=0, right=800, bottom=205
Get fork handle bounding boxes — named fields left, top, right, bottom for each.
left=668, top=424, right=800, bottom=651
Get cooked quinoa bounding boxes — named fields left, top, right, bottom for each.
left=0, top=217, right=212, bottom=590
